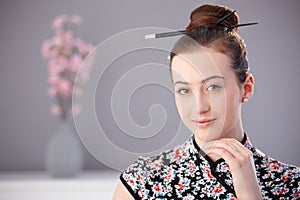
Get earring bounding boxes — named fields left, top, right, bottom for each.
left=242, top=98, right=249, bottom=103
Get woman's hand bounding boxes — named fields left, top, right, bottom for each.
left=203, top=138, right=263, bottom=200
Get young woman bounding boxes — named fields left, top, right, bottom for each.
left=113, top=4, right=300, bottom=199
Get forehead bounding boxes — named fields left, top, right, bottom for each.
left=171, top=49, right=232, bottom=83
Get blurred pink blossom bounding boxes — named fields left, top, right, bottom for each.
left=41, top=40, right=51, bottom=58
left=53, top=36, right=63, bottom=47
left=52, top=14, right=67, bottom=32
left=50, top=105, right=62, bottom=116
left=70, top=15, right=82, bottom=24
left=42, top=14, right=94, bottom=121
left=56, top=79, right=72, bottom=97
left=70, top=55, right=83, bottom=71
left=62, top=31, right=74, bottom=47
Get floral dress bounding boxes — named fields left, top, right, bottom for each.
left=120, top=134, right=300, bottom=199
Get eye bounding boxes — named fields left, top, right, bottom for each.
left=177, top=88, right=190, bottom=95
left=207, top=85, right=221, bottom=92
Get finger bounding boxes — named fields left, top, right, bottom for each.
left=203, top=139, right=238, bottom=158
left=203, top=138, right=248, bottom=157
left=203, top=139, right=253, bottom=170
left=205, top=145, right=237, bottom=165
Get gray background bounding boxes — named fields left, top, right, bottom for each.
left=0, top=0, right=299, bottom=171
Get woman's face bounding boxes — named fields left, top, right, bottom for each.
left=171, top=48, right=244, bottom=143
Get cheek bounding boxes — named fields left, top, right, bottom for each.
left=175, top=97, right=193, bottom=120
left=175, top=98, right=182, bottom=117
left=210, top=92, right=226, bottom=115
left=224, top=88, right=241, bottom=118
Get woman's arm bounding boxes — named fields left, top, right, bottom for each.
left=113, top=180, right=135, bottom=200
left=203, top=138, right=263, bottom=200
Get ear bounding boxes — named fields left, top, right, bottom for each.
left=241, top=74, right=254, bottom=103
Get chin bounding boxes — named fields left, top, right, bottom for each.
left=193, top=128, right=222, bottom=142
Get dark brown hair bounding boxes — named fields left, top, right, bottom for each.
left=170, top=4, right=249, bottom=83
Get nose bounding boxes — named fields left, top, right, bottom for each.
left=195, top=91, right=210, bottom=114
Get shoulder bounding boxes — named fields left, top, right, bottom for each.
left=255, top=148, right=300, bottom=178
left=254, top=149, right=300, bottom=197
left=120, top=136, right=193, bottom=198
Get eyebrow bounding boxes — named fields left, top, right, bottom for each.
left=174, top=75, right=224, bottom=85
left=201, top=75, right=224, bottom=83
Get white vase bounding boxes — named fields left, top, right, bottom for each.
left=45, top=119, right=83, bottom=177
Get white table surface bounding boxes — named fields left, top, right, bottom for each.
left=0, top=170, right=120, bottom=200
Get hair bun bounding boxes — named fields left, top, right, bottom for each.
left=186, top=4, right=239, bottom=32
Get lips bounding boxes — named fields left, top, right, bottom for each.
left=192, top=118, right=217, bottom=128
